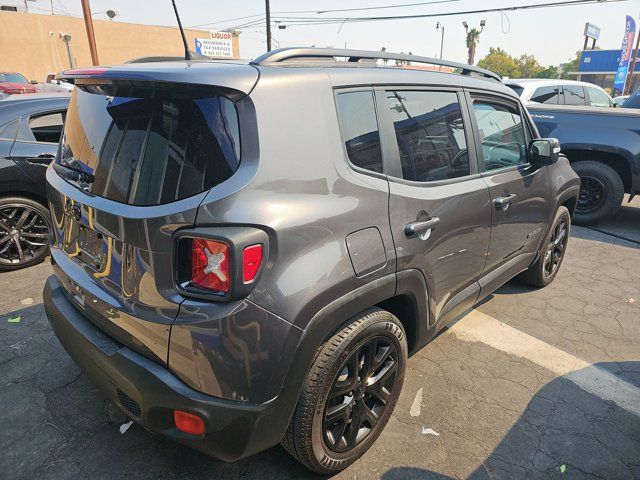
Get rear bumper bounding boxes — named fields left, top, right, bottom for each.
left=43, top=275, right=287, bottom=462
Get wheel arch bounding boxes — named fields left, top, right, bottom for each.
left=261, top=270, right=430, bottom=454
left=562, top=148, right=632, bottom=193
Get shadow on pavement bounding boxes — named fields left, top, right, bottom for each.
left=381, top=362, right=640, bottom=479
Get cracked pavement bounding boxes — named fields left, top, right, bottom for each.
left=1, top=200, right=639, bottom=479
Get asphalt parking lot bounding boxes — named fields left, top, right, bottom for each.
left=1, top=198, right=639, bottom=480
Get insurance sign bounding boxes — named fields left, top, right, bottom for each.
left=584, top=23, right=601, bottom=40
left=613, top=15, right=636, bottom=95
left=195, top=31, right=234, bottom=58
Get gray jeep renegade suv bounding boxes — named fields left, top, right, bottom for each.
left=44, top=48, right=580, bottom=474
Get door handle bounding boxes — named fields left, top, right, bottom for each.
left=493, top=194, right=517, bottom=211
left=404, top=216, right=441, bottom=239
left=26, top=154, right=55, bottom=165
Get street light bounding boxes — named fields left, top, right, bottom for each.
left=436, top=22, right=445, bottom=60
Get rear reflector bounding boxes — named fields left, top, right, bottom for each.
left=191, top=238, right=230, bottom=293
left=173, top=410, right=205, bottom=435
left=242, top=244, right=263, bottom=283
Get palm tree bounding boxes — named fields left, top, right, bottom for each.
left=466, top=28, right=481, bottom=65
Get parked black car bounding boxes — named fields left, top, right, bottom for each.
left=0, top=93, right=70, bottom=271
left=43, top=49, right=579, bottom=474
left=528, top=104, right=640, bottom=224
left=622, top=88, right=640, bottom=109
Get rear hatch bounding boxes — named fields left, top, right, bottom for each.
left=47, top=63, right=257, bottom=364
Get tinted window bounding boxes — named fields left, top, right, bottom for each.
left=473, top=100, right=526, bottom=171
left=586, top=87, right=611, bottom=107
left=387, top=91, right=469, bottom=182
left=562, top=85, right=586, bottom=106
left=28, top=112, right=65, bottom=143
left=506, top=85, right=524, bottom=97
left=335, top=91, right=383, bottom=174
left=0, top=73, right=28, bottom=83
left=59, top=88, right=241, bottom=206
left=530, top=86, right=560, bottom=104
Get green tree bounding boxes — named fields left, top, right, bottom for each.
left=516, top=54, right=544, bottom=78
left=477, top=47, right=520, bottom=78
left=535, top=66, right=559, bottom=79
left=559, top=51, right=582, bottom=79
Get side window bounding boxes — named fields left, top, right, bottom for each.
left=472, top=100, right=527, bottom=171
left=386, top=90, right=469, bottom=182
left=586, top=87, right=611, bottom=107
left=18, top=111, right=65, bottom=143
left=335, top=91, right=383, bottom=174
left=562, top=86, right=586, bottom=106
left=530, top=86, right=560, bottom=104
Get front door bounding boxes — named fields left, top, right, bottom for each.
left=382, top=88, right=492, bottom=325
left=467, top=92, right=552, bottom=296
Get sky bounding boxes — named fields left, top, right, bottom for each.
left=21, top=0, right=640, bottom=66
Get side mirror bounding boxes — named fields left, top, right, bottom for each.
left=529, top=138, right=560, bottom=167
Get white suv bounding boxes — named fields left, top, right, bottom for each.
left=504, top=79, right=615, bottom=108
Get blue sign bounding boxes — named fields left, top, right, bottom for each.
left=613, top=15, right=637, bottom=95
left=584, top=23, right=601, bottom=40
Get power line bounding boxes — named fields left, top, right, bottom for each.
left=187, top=0, right=466, bottom=28
left=267, top=0, right=630, bottom=26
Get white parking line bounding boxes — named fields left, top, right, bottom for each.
left=449, top=309, right=640, bottom=418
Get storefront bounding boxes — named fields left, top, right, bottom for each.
left=573, top=49, right=639, bottom=96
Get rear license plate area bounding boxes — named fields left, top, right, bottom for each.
left=77, top=225, right=106, bottom=269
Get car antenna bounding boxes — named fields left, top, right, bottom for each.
left=171, top=0, right=192, bottom=61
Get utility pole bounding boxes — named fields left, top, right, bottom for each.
left=624, top=31, right=640, bottom=95
left=265, top=0, right=272, bottom=52
left=436, top=22, right=445, bottom=60
left=463, top=20, right=485, bottom=65
left=80, top=0, right=99, bottom=65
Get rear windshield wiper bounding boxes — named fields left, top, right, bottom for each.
left=53, top=162, right=95, bottom=184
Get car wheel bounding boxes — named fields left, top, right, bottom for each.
left=519, top=206, right=570, bottom=288
left=282, top=308, right=408, bottom=474
left=0, top=197, right=51, bottom=272
left=572, top=161, right=624, bottom=225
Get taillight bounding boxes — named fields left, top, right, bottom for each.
left=243, top=244, right=263, bottom=283
left=191, top=238, right=230, bottom=293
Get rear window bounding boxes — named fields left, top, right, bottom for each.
left=506, top=85, right=524, bottom=97
left=562, top=86, right=586, bottom=106
left=58, top=87, right=240, bottom=206
left=531, top=86, right=560, bottom=104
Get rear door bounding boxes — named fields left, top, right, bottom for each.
left=9, top=109, right=65, bottom=184
left=47, top=83, right=243, bottom=364
left=466, top=91, right=552, bottom=296
left=383, top=87, right=492, bottom=325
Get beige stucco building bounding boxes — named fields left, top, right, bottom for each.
left=0, top=10, right=241, bottom=81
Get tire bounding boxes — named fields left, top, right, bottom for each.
left=0, top=196, right=52, bottom=272
left=519, top=206, right=570, bottom=288
left=572, top=161, right=624, bottom=225
left=282, top=308, right=408, bottom=474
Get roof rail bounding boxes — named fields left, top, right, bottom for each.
left=250, top=47, right=501, bottom=83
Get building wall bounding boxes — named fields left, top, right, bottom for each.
left=0, top=11, right=240, bottom=81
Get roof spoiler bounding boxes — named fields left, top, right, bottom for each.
left=250, top=47, right=502, bottom=83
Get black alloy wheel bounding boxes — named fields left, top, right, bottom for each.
left=0, top=201, right=51, bottom=270
left=543, top=216, right=568, bottom=278
left=577, top=176, right=606, bottom=215
left=323, top=336, right=399, bottom=453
